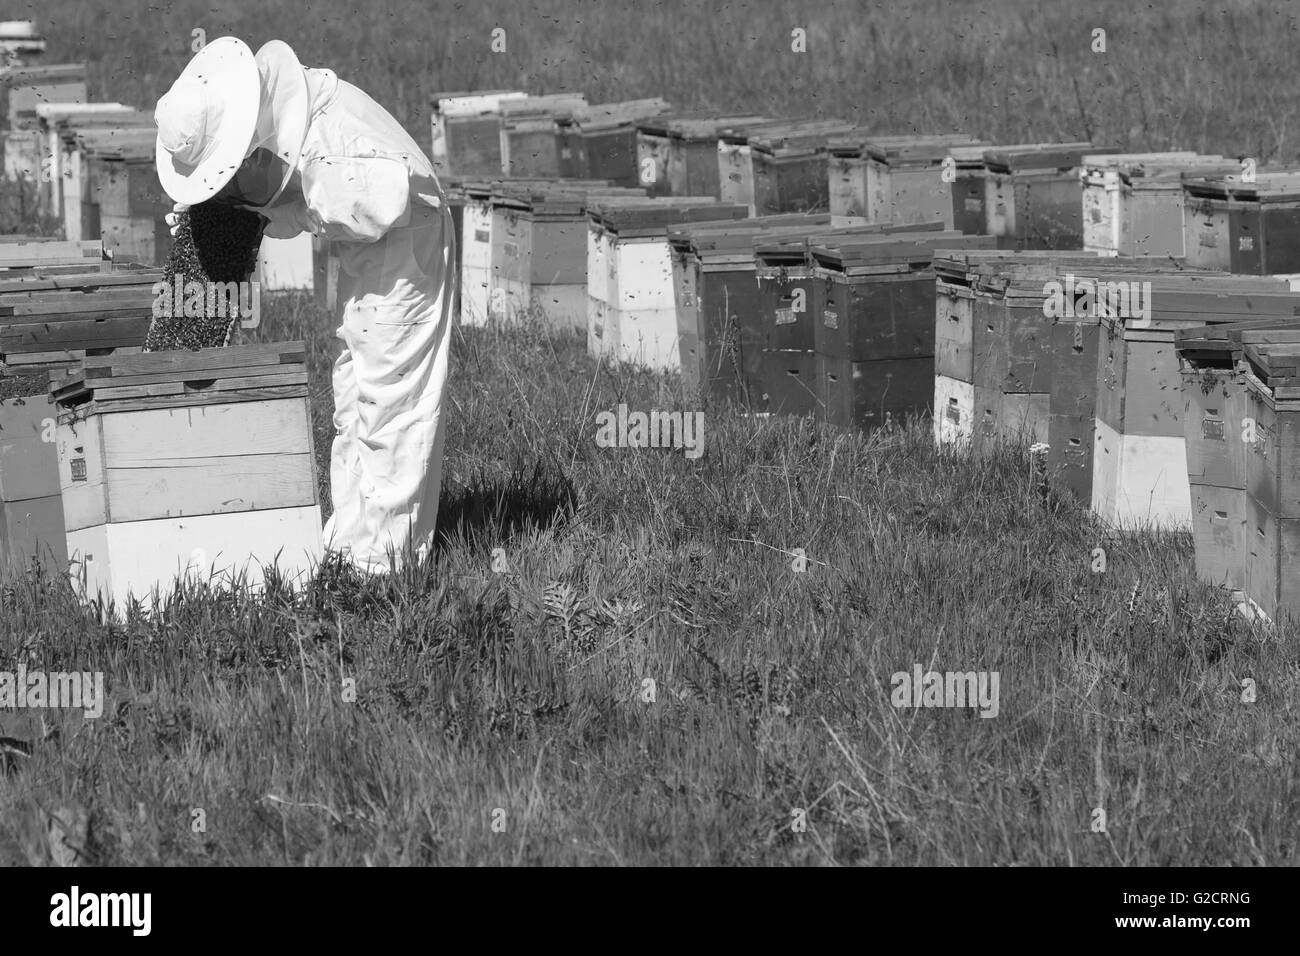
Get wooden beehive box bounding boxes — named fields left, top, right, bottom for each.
left=429, top=91, right=527, bottom=178
left=1182, top=170, right=1300, bottom=274
left=81, top=128, right=170, bottom=265
left=52, top=341, right=322, bottom=609
left=635, top=113, right=765, bottom=198
left=810, top=231, right=994, bottom=432
left=0, top=63, right=85, bottom=131
left=746, top=120, right=857, bottom=217
left=1080, top=154, right=1235, bottom=257
left=826, top=134, right=987, bottom=226
left=499, top=95, right=588, bottom=178
left=982, top=143, right=1118, bottom=250
left=1090, top=280, right=1300, bottom=530
left=0, top=255, right=159, bottom=573
left=716, top=119, right=797, bottom=214
left=1236, top=344, right=1300, bottom=621
left=557, top=99, right=670, bottom=186
left=587, top=198, right=747, bottom=370
left=34, top=102, right=145, bottom=218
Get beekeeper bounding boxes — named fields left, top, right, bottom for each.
left=153, top=37, right=456, bottom=574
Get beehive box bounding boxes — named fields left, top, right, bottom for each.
left=557, top=99, right=670, bottom=186
left=0, top=63, right=85, bottom=131
left=52, top=341, right=322, bottom=609
left=0, top=255, right=158, bottom=573
left=1080, top=154, right=1237, bottom=257
left=825, top=134, right=987, bottom=226
left=669, top=215, right=871, bottom=402
left=1236, top=345, right=1300, bottom=621
left=34, top=103, right=147, bottom=219
left=1171, top=321, right=1300, bottom=602
left=747, top=121, right=859, bottom=217
left=1091, top=283, right=1300, bottom=530
left=810, top=231, right=995, bottom=431
left=482, top=180, right=643, bottom=328
left=635, top=113, right=766, bottom=198
left=717, top=119, right=798, bottom=213
left=587, top=198, right=747, bottom=370
left=72, top=126, right=170, bottom=267
left=949, top=145, right=993, bottom=235
left=0, top=21, right=46, bottom=63
left=499, top=95, right=589, bottom=178
left=429, top=91, right=527, bottom=178
left=1182, top=171, right=1300, bottom=274
left=983, top=143, right=1118, bottom=250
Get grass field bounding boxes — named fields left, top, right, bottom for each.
left=2, top=0, right=1299, bottom=866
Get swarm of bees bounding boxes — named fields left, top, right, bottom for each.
left=144, top=201, right=265, bottom=352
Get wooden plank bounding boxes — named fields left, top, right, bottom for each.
left=78, top=365, right=305, bottom=391
left=104, top=453, right=315, bottom=522
left=88, top=385, right=309, bottom=414
left=82, top=341, right=306, bottom=377
left=102, top=399, right=311, bottom=466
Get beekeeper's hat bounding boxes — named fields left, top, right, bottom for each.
left=155, top=37, right=261, bottom=205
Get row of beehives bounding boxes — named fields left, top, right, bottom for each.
left=0, top=237, right=325, bottom=609
left=433, top=93, right=1300, bottom=269
left=929, top=249, right=1300, bottom=623
left=0, top=62, right=315, bottom=289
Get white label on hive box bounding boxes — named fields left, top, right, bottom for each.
left=823, top=310, right=838, bottom=329
left=504, top=241, right=518, bottom=258
left=1202, top=419, right=1225, bottom=440
left=965, top=198, right=982, bottom=212
left=71, top=458, right=86, bottom=482
left=775, top=308, right=795, bottom=325
left=474, top=229, right=490, bottom=244
left=1239, top=236, right=1254, bottom=251
left=1199, top=231, right=1217, bottom=248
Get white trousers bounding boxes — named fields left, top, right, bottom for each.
left=322, top=201, right=455, bottom=573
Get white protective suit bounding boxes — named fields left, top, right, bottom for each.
left=249, top=50, right=455, bottom=574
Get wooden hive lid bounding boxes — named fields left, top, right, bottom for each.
left=432, top=90, right=527, bottom=115
left=1183, top=168, right=1300, bottom=201
left=983, top=142, right=1115, bottom=172
left=751, top=219, right=948, bottom=261
left=570, top=98, right=671, bottom=132
left=0, top=62, right=85, bottom=85
left=588, top=199, right=747, bottom=235
left=499, top=94, right=589, bottom=123
left=746, top=120, right=856, bottom=154
left=810, top=231, right=985, bottom=270
left=53, top=341, right=309, bottom=413
left=856, top=134, right=988, bottom=164
left=637, top=112, right=767, bottom=140
left=716, top=118, right=801, bottom=145
left=667, top=213, right=829, bottom=253
left=78, top=127, right=157, bottom=160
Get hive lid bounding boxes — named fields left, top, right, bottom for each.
left=1176, top=317, right=1300, bottom=353
left=432, top=90, right=528, bottom=115
left=77, top=127, right=157, bottom=160
left=1183, top=169, right=1300, bottom=201
left=810, top=232, right=990, bottom=269
left=983, top=142, right=1115, bottom=172
left=636, top=112, right=768, bottom=140
left=746, top=120, right=857, bottom=154
left=842, top=134, right=987, bottom=163
left=53, top=341, right=309, bottom=412
left=0, top=62, right=84, bottom=85
left=588, top=198, right=748, bottom=234
left=752, top=220, right=949, bottom=260
left=499, top=94, right=590, bottom=124
left=570, top=98, right=671, bottom=132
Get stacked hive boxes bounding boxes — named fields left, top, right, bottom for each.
left=0, top=63, right=85, bottom=181
left=1081, top=153, right=1237, bottom=257
left=1182, top=171, right=1300, bottom=274
left=52, top=342, right=322, bottom=609
left=811, top=231, right=995, bottom=430
left=1091, top=276, right=1300, bottom=529
left=825, top=134, right=987, bottom=226
left=557, top=99, right=671, bottom=186
left=73, top=126, right=171, bottom=264
left=482, top=180, right=646, bottom=328
left=747, top=121, right=860, bottom=217
left=499, top=95, right=589, bottom=178
left=635, top=113, right=765, bottom=198
left=35, top=103, right=147, bottom=219
left=0, top=240, right=160, bottom=571
left=587, top=198, right=747, bottom=370
left=429, top=90, right=528, bottom=177
left=982, top=143, right=1118, bottom=249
